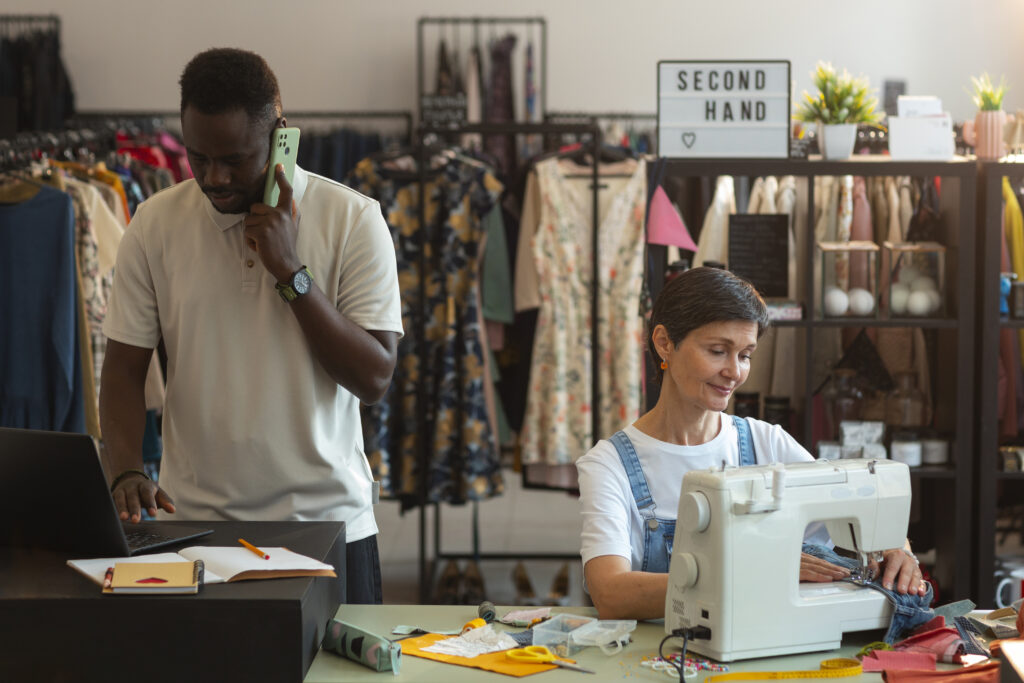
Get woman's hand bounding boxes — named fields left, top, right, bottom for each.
left=799, top=552, right=851, bottom=582
left=871, top=549, right=928, bottom=596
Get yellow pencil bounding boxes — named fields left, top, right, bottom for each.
left=238, top=537, right=270, bottom=560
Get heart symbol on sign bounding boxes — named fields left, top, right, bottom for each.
left=682, top=132, right=697, bottom=148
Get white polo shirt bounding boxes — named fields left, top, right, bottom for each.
left=104, top=166, right=403, bottom=540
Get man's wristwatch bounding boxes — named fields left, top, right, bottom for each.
left=276, top=266, right=313, bottom=302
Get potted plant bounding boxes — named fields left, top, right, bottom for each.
left=967, top=72, right=1008, bottom=160
left=795, top=61, right=881, bottom=159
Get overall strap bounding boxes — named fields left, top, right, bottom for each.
left=609, top=430, right=656, bottom=514
left=732, top=415, right=757, bottom=466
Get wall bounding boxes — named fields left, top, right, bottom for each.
left=9, top=0, right=1024, bottom=123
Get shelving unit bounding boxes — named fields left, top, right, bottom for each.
left=659, top=156, right=976, bottom=600
left=975, top=161, right=1024, bottom=606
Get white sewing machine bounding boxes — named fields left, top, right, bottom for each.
left=664, top=458, right=911, bottom=661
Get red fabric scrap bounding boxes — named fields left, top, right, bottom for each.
left=862, top=650, right=937, bottom=672
left=893, top=626, right=964, bottom=663
left=882, top=661, right=998, bottom=683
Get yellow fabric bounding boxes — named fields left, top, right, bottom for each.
left=400, top=633, right=557, bottom=677
left=1004, top=177, right=1024, bottom=362
left=705, top=658, right=863, bottom=683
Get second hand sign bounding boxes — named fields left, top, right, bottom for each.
left=658, top=60, right=791, bottom=159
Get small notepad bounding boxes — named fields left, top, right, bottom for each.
left=105, top=560, right=203, bottom=594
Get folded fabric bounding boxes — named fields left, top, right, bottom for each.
left=400, top=632, right=555, bottom=677
left=881, top=661, right=998, bottom=683
left=893, top=626, right=964, bottom=663
left=910, top=617, right=947, bottom=636
left=861, top=650, right=937, bottom=672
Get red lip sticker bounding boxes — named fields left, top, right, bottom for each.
left=135, top=577, right=169, bottom=584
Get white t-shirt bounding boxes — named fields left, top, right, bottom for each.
left=576, top=414, right=828, bottom=571
left=103, top=166, right=403, bottom=540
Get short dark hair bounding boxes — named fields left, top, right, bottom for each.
left=179, top=48, right=281, bottom=128
left=648, top=267, right=770, bottom=381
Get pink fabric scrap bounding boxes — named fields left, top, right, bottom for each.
left=647, top=185, right=697, bottom=250
left=862, top=650, right=938, bottom=672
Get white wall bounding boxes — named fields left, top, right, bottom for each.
left=12, top=0, right=1024, bottom=122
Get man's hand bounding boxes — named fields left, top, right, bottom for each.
left=244, top=163, right=302, bottom=282
left=111, top=473, right=176, bottom=523
left=800, top=552, right=851, bottom=582
left=871, top=548, right=928, bottom=596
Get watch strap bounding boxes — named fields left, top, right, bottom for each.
left=276, top=266, right=312, bottom=302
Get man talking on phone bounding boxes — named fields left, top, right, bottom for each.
left=99, top=47, right=402, bottom=604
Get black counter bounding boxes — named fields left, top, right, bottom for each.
left=0, top=521, right=345, bottom=683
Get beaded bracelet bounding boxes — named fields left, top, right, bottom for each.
left=110, top=468, right=151, bottom=493
left=902, top=548, right=920, bottom=565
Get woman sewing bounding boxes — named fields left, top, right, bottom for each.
left=577, top=267, right=927, bottom=620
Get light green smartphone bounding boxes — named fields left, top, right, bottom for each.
left=263, top=126, right=301, bottom=206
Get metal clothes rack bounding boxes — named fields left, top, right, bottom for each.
left=544, top=111, right=658, bottom=152
left=73, top=109, right=414, bottom=141
left=417, top=16, right=547, bottom=123
left=0, top=14, right=60, bottom=32
left=412, top=121, right=603, bottom=603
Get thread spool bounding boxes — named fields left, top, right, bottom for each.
left=478, top=600, right=496, bottom=623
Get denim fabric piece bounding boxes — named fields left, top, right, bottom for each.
left=609, top=418, right=756, bottom=573
left=802, top=542, right=934, bottom=643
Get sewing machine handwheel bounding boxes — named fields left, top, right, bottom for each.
left=681, top=492, right=711, bottom=532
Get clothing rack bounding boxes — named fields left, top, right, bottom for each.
left=73, top=109, right=414, bottom=141
left=417, top=16, right=547, bottom=123
left=0, top=14, right=60, bottom=32
left=413, top=120, right=601, bottom=603
left=0, top=126, right=113, bottom=171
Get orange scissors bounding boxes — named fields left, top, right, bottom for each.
left=506, top=645, right=596, bottom=674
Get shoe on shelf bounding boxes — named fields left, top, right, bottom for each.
left=462, top=560, right=487, bottom=605
left=434, top=560, right=462, bottom=605
left=544, top=562, right=571, bottom=606
left=512, top=561, right=539, bottom=606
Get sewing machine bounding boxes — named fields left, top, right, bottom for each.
left=665, top=458, right=911, bottom=661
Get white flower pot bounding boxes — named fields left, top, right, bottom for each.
left=818, top=122, right=858, bottom=160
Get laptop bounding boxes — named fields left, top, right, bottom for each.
left=0, top=427, right=213, bottom=556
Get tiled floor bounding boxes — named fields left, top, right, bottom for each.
left=375, top=468, right=588, bottom=606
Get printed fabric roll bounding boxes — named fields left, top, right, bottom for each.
left=322, top=619, right=401, bottom=675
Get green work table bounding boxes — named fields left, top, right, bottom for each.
left=305, top=604, right=953, bottom=682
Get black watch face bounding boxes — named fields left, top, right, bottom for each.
left=293, top=270, right=312, bottom=295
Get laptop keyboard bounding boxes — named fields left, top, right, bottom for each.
left=124, top=528, right=178, bottom=552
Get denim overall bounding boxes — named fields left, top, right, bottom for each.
left=609, top=415, right=756, bottom=573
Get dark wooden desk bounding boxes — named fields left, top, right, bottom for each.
left=0, top=521, right=344, bottom=683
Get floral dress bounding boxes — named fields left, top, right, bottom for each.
left=348, top=155, right=505, bottom=509
left=520, top=157, right=647, bottom=464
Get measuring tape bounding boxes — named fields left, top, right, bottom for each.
left=704, top=658, right=863, bottom=682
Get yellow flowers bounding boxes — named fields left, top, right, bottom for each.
left=794, top=61, right=881, bottom=125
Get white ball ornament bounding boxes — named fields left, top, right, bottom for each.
left=926, top=289, right=942, bottom=313
left=898, top=265, right=921, bottom=285
left=907, top=290, right=932, bottom=316
left=848, top=287, right=875, bottom=316
left=890, top=283, right=910, bottom=315
left=824, top=287, right=849, bottom=316
left=910, top=276, right=937, bottom=292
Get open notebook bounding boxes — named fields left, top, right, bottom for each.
left=68, top=546, right=336, bottom=585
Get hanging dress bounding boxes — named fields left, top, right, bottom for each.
left=349, top=154, right=505, bottom=508
left=519, top=157, right=647, bottom=465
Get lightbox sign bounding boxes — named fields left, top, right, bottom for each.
left=658, top=60, right=791, bottom=158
